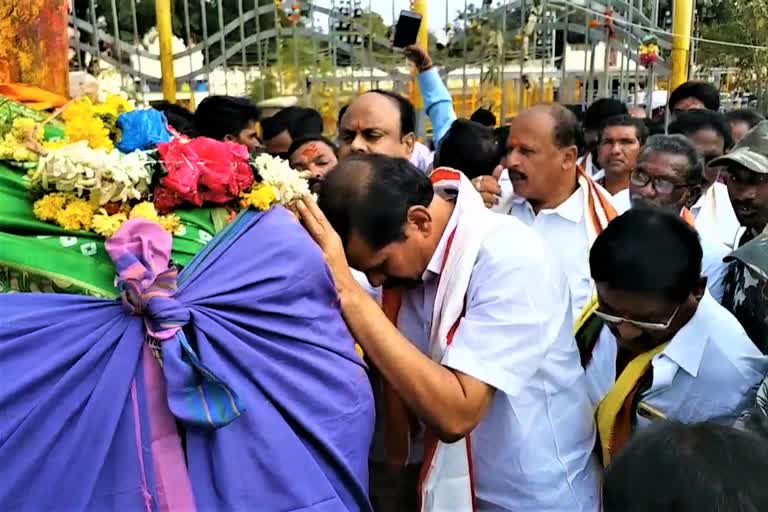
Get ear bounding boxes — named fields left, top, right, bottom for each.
left=693, top=276, right=708, bottom=301
left=562, top=144, right=578, bottom=170
left=406, top=205, right=432, bottom=237
left=685, top=184, right=703, bottom=208
left=402, top=132, right=416, bottom=159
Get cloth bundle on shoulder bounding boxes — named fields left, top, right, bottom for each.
left=0, top=207, right=375, bottom=512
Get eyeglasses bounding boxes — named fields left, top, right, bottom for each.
left=631, top=170, right=693, bottom=195
left=593, top=304, right=681, bottom=331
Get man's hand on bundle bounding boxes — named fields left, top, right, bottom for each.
left=294, top=196, right=357, bottom=295
left=403, top=45, right=433, bottom=73
left=471, top=165, right=505, bottom=208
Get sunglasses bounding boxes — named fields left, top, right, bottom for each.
left=593, top=304, right=680, bottom=331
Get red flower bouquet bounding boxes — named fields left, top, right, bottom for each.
left=154, top=137, right=254, bottom=213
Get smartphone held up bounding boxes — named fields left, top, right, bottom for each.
left=392, top=10, right=423, bottom=49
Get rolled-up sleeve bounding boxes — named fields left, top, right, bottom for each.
left=418, top=68, right=457, bottom=146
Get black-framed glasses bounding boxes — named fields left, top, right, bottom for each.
left=630, top=170, right=693, bottom=195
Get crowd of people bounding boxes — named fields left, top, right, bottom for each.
left=150, top=46, right=768, bottom=511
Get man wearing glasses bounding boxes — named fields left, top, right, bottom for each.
left=581, top=209, right=767, bottom=466
left=612, top=134, right=730, bottom=302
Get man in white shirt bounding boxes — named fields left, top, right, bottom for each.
left=296, top=154, right=601, bottom=511
left=613, top=134, right=730, bottom=302
left=473, top=104, right=616, bottom=320
left=669, top=110, right=741, bottom=247
left=584, top=209, right=767, bottom=464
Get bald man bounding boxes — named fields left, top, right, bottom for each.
left=473, top=104, right=616, bottom=320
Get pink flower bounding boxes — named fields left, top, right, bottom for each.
left=154, top=137, right=254, bottom=213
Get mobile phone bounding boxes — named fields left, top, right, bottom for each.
left=392, top=10, right=423, bottom=48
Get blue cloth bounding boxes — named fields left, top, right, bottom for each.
left=418, top=68, right=457, bottom=146
left=0, top=207, right=374, bottom=511
left=116, top=109, right=173, bottom=152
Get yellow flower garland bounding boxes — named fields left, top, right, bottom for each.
left=240, top=184, right=278, bottom=211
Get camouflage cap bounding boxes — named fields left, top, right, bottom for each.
left=710, top=120, right=768, bottom=174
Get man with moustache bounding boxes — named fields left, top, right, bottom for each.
left=594, top=115, right=648, bottom=196
left=584, top=209, right=767, bottom=467
left=710, top=121, right=768, bottom=352
left=296, top=154, right=601, bottom=511
left=473, top=104, right=616, bottom=320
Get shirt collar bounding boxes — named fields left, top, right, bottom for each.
left=512, top=186, right=585, bottom=224
left=659, top=292, right=715, bottom=378
left=423, top=201, right=460, bottom=280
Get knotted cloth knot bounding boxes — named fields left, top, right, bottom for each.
left=105, top=219, right=190, bottom=341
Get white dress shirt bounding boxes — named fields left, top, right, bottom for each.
left=611, top=190, right=730, bottom=303
left=692, top=182, right=741, bottom=249
left=397, top=208, right=601, bottom=512
left=586, top=291, right=768, bottom=426
left=504, top=188, right=594, bottom=321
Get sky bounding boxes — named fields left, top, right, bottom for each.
left=313, top=0, right=468, bottom=39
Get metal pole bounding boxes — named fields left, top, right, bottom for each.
left=368, top=0, right=374, bottom=90
left=581, top=14, right=589, bottom=108
left=109, top=0, right=122, bottom=82
left=88, top=0, right=100, bottom=72
left=216, top=0, right=229, bottom=94
left=670, top=0, right=693, bottom=90
left=500, top=0, right=508, bottom=124
left=275, top=0, right=284, bottom=93
left=254, top=0, right=265, bottom=101
left=238, top=0, right=247, bottom=81
left=561, top=10, right=568, bottom=104
left=130, top=0, right=145, bottom=103
left=540, top=6, right=546, bottom=101
left=156, top=0, right=176, bottom=102
left=310, top=0, right=319, bottom=107
left=200, top=0, right=211, bottom=93
left=330, top=0, right=339, bottom=129
left=462, top=0, right=469, bottom=117
left=184, top=0, right=195, bottom=98
left=519, top=0, right=525, bottom=112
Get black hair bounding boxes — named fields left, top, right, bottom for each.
left=669, top=81, right=721, bottom=111
left=604, top=421, right=768, bottom=512
left=726, top=108, right=766, bottom=129
left=434, top=119, right=501, bottom=180
left=261, top=106, right=324, bottom=141
left=494, top=125, right=511, bottom=152
left=668, top=109, right=733, bottom=151
left=194, top=95, right=261, bottom=140
left=543, top=104, right=581, bottom=148
left=590, top=208, right=703, bottom=302
left=366, top=89, right=416, bottom=136
left=154, top=101, right=196, bottom=136
left=599, top=114, right=650, bottom=146
left=337, top=104, right=349, bottom=126
left=583, top=98, right=629, bottom=131
left=287, top=134, right=338, bottom=159
left=638, top=134, right=704, bottom=185
left=318, top=153, right=433, bottom=250
left=470, top=108, right=497, bottom=127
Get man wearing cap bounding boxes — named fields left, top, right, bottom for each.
left=711, top=121, right=768, bottom=352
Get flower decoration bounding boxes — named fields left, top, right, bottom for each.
left=92, top=202, right=181, bottom=238
left=33, top=192, right=95, bottom=231
left=154, top=137, right=254, bottom=214
left=240, top=183, right=278, bottom=211
left=639, top=34, right=659, bottom=68
left=28, top=141, right=154, bottom=205
left=61, top=97, right=114, bottom=150
left=251, top=153, right=312, bottom=204
left=0, top=117, right=45, bottom=163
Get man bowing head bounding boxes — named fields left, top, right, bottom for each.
left=295, top=154, right=601, bottom=512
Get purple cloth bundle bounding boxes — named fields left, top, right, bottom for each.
left=0, top=207, right=374, bottom=511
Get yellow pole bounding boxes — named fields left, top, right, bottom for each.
left=155, top=0, right=176, bottom=102
left=669, top=0, right=694, bottom=90
left=410, top=0, right=429, bottom=109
